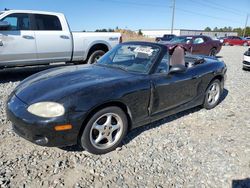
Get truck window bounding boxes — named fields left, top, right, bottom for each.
left=1, top=13, right=30, bottom=30
left=34, top=14, right=62, bottom=31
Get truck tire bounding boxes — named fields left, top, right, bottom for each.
left=87, top=50, right=105, bottom=64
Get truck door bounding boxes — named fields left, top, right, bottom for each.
left=33, top=14, right=72, bottom=63
left=0, top=13, right=37, bottom=65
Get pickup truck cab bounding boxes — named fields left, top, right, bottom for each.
left=155, top=34, right=176, bottom=42
left=0, top=10, right=122, bottom=67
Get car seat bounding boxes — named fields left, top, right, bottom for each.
left=170, top=46, right=185, bottom=66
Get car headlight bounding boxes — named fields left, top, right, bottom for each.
left=27, top=102, right=65, bottom=118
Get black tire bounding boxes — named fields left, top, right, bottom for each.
left=87, top=50, right=105, bottom=64
left=80, top=106, right=128, bottom=154
left=243, top=66, right=249, bottom=71
left=209, top=48, right=217, bottom=56
left=203, top=79, right=222, bottom=110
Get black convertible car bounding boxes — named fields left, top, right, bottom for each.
left=7, top=42, right=227, bottom=154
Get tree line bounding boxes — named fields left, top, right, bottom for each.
left=204, top=26, right=250, bottom=36
left=87, top=26, right=250, bottom=37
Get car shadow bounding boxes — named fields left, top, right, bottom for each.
left=61, top=89, right=229, bottom=153
left=0, top=64, right=72, bottom=84
left=232, top=178, right=250, bottom=188
left=216, top=55, right=223, bottom=58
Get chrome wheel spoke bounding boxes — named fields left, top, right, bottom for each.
left=93, top=123, right=104, bottom=131
left=95, top=133, right=104, bottom=144
left=111, top=124, right=120, bottom=132
left=211, top=85, right=216, bottom=91
left=106, top=134, right=114, bottom=143
left=105, top=114, right=112, bottom=126
left=208, top=94, right=212, bottom=102
left=212, top=96, right=216, bottom=103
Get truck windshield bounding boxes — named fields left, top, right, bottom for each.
left=97, top=44, right=160, bottom=73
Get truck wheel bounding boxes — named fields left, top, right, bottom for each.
left=87, top=50, right=105, bottom=64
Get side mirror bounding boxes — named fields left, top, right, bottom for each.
left=169, top=64, right=187, bottom=74
left=0, top=21, right=10, bottom=30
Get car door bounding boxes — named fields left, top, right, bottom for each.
left=232, top=36, right=242, bottom=45
left=150, top=52, right=200, bottom=116
left=191, top=36, right=208, bottom=55
left=32, top=14, right=72, bottom=63
left=0, top=13, right=37, bottom=65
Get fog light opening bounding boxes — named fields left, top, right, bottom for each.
left=34, top=136, right=49, bottom=145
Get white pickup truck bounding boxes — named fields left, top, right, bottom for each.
left=0, top=10, right=122, bottom=67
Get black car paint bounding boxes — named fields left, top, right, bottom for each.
left=6, top=42, right=227, bottom=147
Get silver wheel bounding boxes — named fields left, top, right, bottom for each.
left=207, top=82, right=220, bottom=106
left=90, top=113, right=123, bottom=150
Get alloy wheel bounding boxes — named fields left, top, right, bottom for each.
left=207, top=82, right=220, bottom=106
left=90, top=113, right=123, bottom=150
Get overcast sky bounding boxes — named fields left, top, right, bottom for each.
left=0, top=0, right=249, bottom=31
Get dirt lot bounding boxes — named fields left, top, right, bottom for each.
left=0, top=46, right=249, bottom=188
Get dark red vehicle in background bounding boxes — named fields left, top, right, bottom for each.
left=222, top=36, right=250, bottom=46
left=161, top=35, right=222, bottom=56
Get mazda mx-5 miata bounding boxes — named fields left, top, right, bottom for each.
left=7, top=42, right=227, bottom=154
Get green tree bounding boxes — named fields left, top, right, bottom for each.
left=204, top=27, right=212, bottom=31
left=243, top=27, right=250, bottom=37
left=213, top=27, right=219, bottom=32
left=138, top=29, right=143, bottom=36
left=233, top=28, right=243, bottom=36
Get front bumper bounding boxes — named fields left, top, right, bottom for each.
left=6, top=94, right=85, bottom=147
left=243, top=55, right=250, bottom=68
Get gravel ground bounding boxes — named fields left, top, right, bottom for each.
left=0, top=46, right=250, bottom=188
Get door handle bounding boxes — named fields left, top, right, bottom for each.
left=22, top=35, right=34, bottom=39
left=0, top=40, right=3, bottom=46
left=60, top=35, right=70, bottom=39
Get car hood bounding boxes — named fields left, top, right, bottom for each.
left=14, top=64, right=134, bottom=104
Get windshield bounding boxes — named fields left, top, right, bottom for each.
left=169, top=36, right=193, bottom=44
left=0, top=12, right=3, bottom=15
left=97, top=44, right=160, bottom=73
